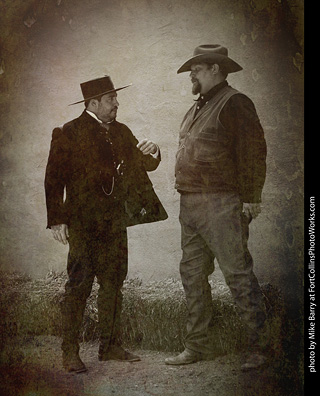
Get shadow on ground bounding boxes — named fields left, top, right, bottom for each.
left=1, top=328, right=303, bottom=396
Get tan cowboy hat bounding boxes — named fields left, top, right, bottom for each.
left=177, top=44, right=242, bottom=74
left=69, top=75, right=132, bottom=105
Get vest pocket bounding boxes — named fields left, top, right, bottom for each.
left=193, top=132, right=225, bottom=163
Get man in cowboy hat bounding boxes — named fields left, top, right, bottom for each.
left=45, top=75, right=167, bottom=373
left=165, top=45, right=268, bottom=370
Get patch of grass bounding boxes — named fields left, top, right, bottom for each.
left=0, top=271, right=284, bottom=356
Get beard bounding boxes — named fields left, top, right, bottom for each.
left=105, top=108, right=117, bottom=122
left=191, top=79, right=201, bottom=95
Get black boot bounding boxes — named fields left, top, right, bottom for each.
left=99, top=344, right=140, bottom=362
left=62, top=350, right=87, bottom=373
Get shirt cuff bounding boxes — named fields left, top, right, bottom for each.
left=151, top=144, right=160, bottom=158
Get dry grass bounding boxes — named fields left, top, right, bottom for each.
left=0, top=270, right=284, bottom=355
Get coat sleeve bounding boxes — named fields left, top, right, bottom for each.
left=122, top=124, right=161, bottom=172
left=118, top=124, right=167, bottom=226
left=221, top=94, right=267, bottom=203
left=44, top=126, right=71, bottom=228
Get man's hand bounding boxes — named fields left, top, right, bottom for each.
left=51, top=224, right=69, bottom=245
left=137, top=138, right=158, bottom=155
left=242, top=203, right=262, bottom=219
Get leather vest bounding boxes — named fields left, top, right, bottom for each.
left=175, top=85, right=240, bottom=193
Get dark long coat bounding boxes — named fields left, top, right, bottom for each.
left=45, top=111, right=167, bottom=230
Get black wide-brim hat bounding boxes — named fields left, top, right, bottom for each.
left=177, top=44, right=243, bottom=74
left=69, top=75, right=132, bottom=105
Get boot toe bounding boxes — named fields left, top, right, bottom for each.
left=241, top=353, right=267, bottom=371
left=63, top=353, right=87, bottom=373
left=165, top=350, right=200, bottom=365
left=99, top=345, right=141, bottom=362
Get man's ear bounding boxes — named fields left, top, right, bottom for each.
left=211, top=64, right=220, bottom=74
left=87, top=98, right=99, bottom=111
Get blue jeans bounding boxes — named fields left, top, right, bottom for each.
left=179, top=192, right=266, bottom=354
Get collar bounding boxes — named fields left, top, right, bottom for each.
left=85, top=110, right=115, bottom=126
left=86, top=110, right=102, bottom=123
left=196, top=81, right=228, bottom=103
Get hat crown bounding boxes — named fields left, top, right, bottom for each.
left=69, top=76, right=131, bottom=105
left=193, top=44, right=228, bottom=57
left=80, top=76, right=115, bottom=101
left=177, top=43, right=242, bottom=74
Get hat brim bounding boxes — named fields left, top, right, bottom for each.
left=177, top=54, right=242, bottom=74
left=69, top=84, right=132, bottom=106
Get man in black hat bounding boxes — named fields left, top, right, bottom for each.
left=165, top=45, right=268, bottom=370
left=45, top=76, right=167, bottom=373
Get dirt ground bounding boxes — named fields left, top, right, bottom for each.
left=1, top=335, right=303, bottom=396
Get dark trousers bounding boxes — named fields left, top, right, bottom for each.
left=179, top=192, right=266, bottom=355
left=60, top=220, right=128, bottom=355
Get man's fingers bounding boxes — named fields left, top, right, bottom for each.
left=251, top=210, right=258, bottom=219
left=252, top=205, right=261, bottom=218
left=61, top=233, right=68, bottom=245
left=137, top=139, right=156, bottom=155
left=136, top=138, right=147, bottom=147
left=52, top=232, right=59, bottom=242
left=136, top=138, right=148, bottom=151
left=51, top=225, right=69, bottom=245
left=137, top=141, right=150, bottom=152
left=253, top=207, right=261, bottom=218
left=52, top=231, right=63, bottom=244
left=243, top=207, right=251, bottom=218
left=52, top=230, right=65, bottom=244
left=242, top=203, right=262, bottom=219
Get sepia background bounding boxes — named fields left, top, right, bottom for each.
left=0, top=0, right=304, bottom=309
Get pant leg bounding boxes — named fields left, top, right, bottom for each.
left=179, top=192, right=266, bottom=353
left=199, top=193, right=266, bottom=345
left=95, top=226, right=128, bottom=353
left=61, top=229, right=95, bottom=355
left=179, top=194, right=215, bottom=354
